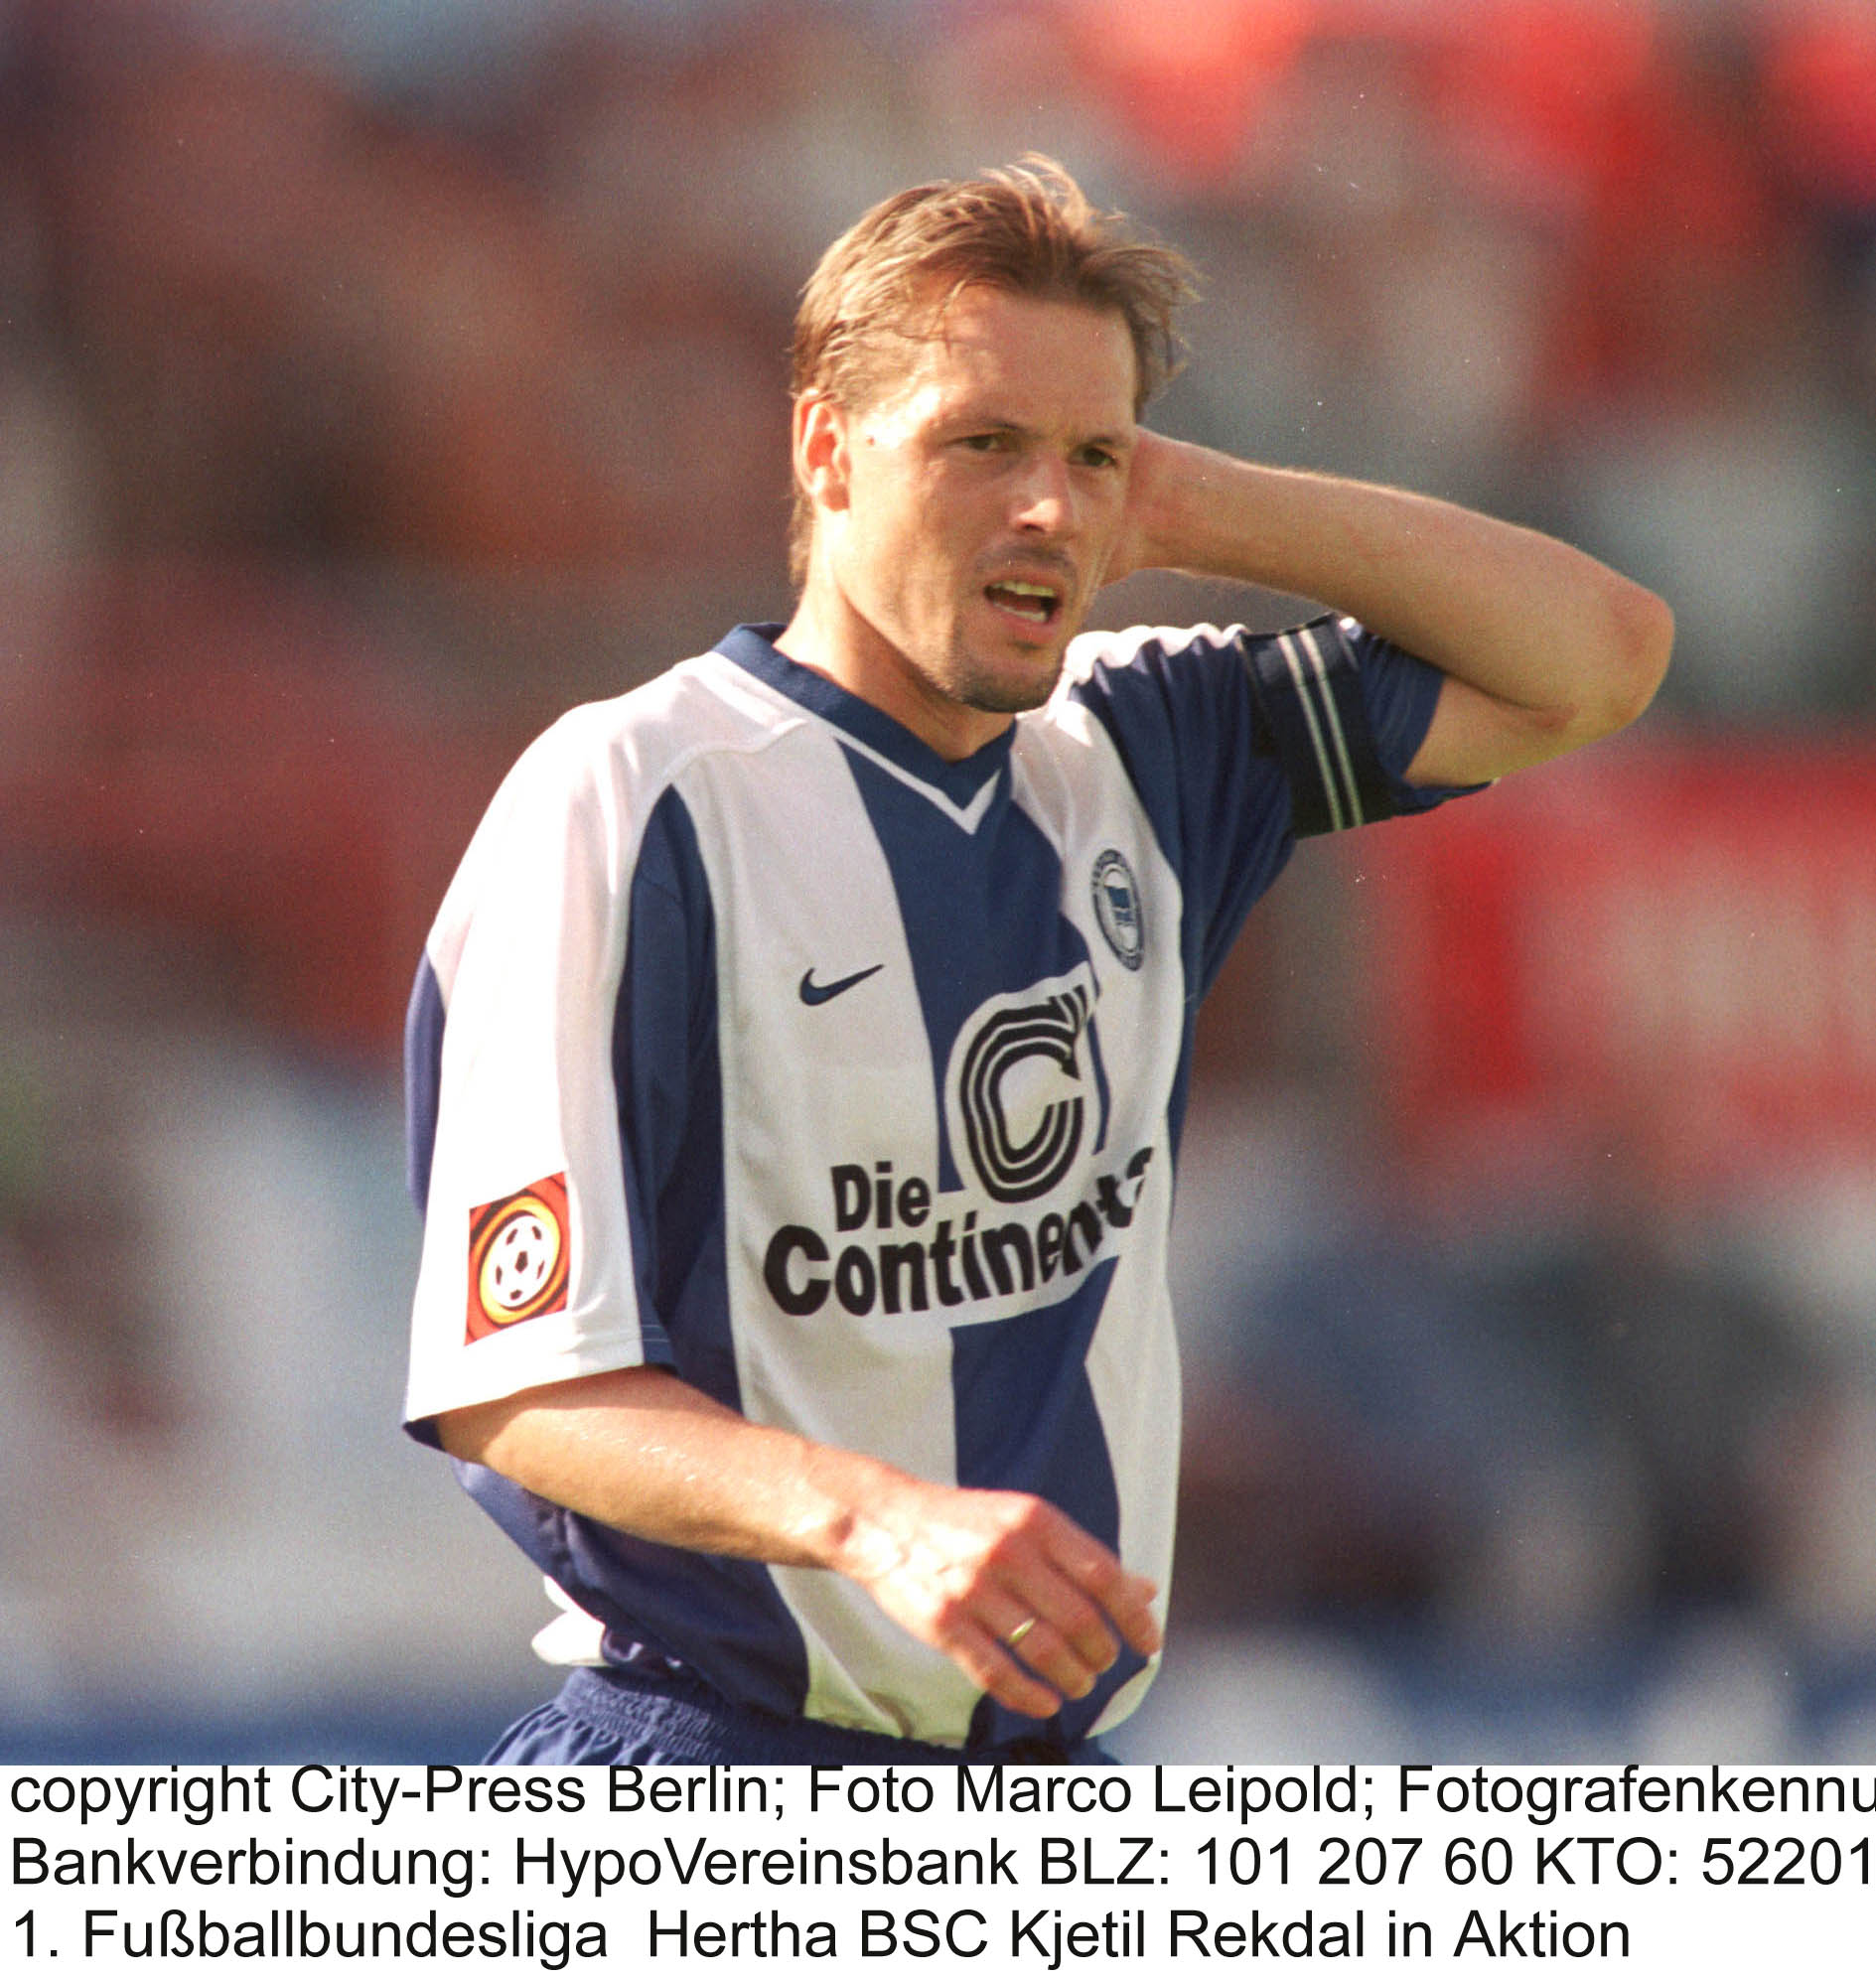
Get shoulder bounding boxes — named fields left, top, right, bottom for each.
left=531, top=650, right=809, bottom=787
left=476, top=651, right=813, bottom=856
left=1058, top=622, right=1249, bottom=692
left=1037, top=622, right=1256, bottom=762
left=428, top=652, right=805, bottom=948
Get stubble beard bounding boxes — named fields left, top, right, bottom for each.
left=951, top=660, right=1065, bottom=717
left=938, top=615, right=1078, bottom=719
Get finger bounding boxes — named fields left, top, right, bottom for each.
left=1099, top=1571, right=1163, bottom=1659
left=998, top=1612, right=1109, bottom=1701
left=1036, top=1532, right=1163, bottom=1660
left=980, top=1589, right=1103, bottom=1700
left=944, top=1615, right=1067, bottom=1720
left=995, top=1580, right=1120, bottom=1690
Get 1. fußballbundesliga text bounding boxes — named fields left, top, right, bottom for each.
left=78, top=1909, right=599, bottom=1970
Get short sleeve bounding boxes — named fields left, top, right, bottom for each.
left=1241, top=614, right=1481, bottom=837
left=402, top=716, right=667, bottom=1438
left=1066, top=617, right=1481, bottom=998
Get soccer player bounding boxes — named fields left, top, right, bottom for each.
left=403, top=162, right=1671, bottom=1764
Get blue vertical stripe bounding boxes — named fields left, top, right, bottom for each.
left=404, top=954, right=446, bottom=1212
left=841, top=746, right=1105, bottom=1191
left=841, top=741, right=1137, bottom=1749
left=612, top=784, right=725, bottom=1396
left=950, top=1261, right=1146, bottom=1752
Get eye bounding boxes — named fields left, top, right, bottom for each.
left=958, top=431, right=1010, bottom=454
left=1075, top=443, right=1122, bottom=471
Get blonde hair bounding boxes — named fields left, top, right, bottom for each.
left=788, top=158, right=1198, bottom=582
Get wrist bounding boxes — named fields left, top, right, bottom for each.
left=794, top=1444, right=919, bottom=1582
left=1117, top=435, right=1266, bottom=585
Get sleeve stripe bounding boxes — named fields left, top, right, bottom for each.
left=1248, top=617, right=1407, bottom=838
left=1301, top=621, right=1372, bottom=827
left=1275, top=626, right=1360, bottom=831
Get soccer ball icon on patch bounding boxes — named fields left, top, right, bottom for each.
left=466, top=1173, right=571, bottom=1342
left=485, top=1206, right=558, bottom=1311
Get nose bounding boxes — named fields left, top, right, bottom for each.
left=1010, top=453, right=1077, bottom=536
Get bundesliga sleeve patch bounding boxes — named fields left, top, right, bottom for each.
left=466, top=1174, right=571, bottom=1342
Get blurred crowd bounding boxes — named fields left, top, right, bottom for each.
left=0, top=0, right=1871, bottom=702
left=2, top=0, right=1875, bottom=1755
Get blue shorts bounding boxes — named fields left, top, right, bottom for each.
left=486, top=1664, right=1111, bottom=1766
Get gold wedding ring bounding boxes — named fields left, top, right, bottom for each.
left=1005, top=1617, right=1038, bottom=1649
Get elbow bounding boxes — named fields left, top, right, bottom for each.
left=434, top=1399, right=506, bottom=1467
left=1592, top=578, right=1674, bottom=739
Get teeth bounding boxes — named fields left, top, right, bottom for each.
left=999, top=581, right=1057, bottom=598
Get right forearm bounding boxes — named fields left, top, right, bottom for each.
left=435, top=1363, right=895, bottom=1572
left=434, top=1362, right=1164, bottom=1720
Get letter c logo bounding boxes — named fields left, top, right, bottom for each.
left=952, top=983, right=1091, bottom=1203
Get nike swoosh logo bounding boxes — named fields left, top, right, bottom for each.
left=799, top=963, right=884, bottom=1006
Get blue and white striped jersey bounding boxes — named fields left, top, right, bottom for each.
left=404, top=618, right=1465, bottom=1750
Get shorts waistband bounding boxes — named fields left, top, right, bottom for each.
left=559, top=1664, right=1088, bottom=1766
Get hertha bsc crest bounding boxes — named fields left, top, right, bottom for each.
left=1090, top=848, right=1144, bottom=969
left=467, top=1174, right=571, bottom=1342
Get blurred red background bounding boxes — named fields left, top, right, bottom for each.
left=3, top=0, right=1873, bottom=1761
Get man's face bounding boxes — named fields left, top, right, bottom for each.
left=807, top=286, right=1139, bottom=757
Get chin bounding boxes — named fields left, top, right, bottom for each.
left=957, top=663, right=1066, bottom=718
left=933, top=624, right=1075, bottom=719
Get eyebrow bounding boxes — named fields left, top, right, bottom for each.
left=947, top=411, right=1135, bottom=451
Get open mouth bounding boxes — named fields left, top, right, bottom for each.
left=984, top=578, right=1064, bottom=628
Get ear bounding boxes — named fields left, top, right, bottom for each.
left=793, top=390, right=853, bottom=518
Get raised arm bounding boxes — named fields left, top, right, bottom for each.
left=1107, top=434, right=1673, bottom=786
left=435, top=1368, right=1161, bottom=1721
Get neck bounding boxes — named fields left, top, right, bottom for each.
left=775, top=571, right=1013, bottom=764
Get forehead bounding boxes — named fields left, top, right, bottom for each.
left=872, top=285, right=1139, bottom=433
